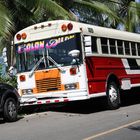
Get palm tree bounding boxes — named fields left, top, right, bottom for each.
left=120, top=0, right=140, bottom=32
left=61, top=0, right=121, bottom=27
left=1, top=0, right=137, bottom=66
left=0, top=0, right=74, bottom=64
left=0, top=0, right=120, bottom=50
left=97, top=0, right=140, bottom=32
left=0, top=3, right=13, bottom=39
left=0, top=0, right=123, bottom=35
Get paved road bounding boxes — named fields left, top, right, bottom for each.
left=0, top=91, right=140, bottom=140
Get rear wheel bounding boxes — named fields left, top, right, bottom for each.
left=3, top=97, right=18, bottom=122
left=106, top=82, right=120, bottom=109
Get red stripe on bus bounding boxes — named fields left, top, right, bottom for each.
left=55, top=100, right=59, bottom=103
left=64, top=99, right=69, bottom=102
left=37, top=101, right=42, bottom=104
left=46, top=100, right=50, bottom=104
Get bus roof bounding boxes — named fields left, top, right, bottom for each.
left=14, top=20, right=140, bottom=44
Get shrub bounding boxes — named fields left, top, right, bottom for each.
left=0, top=75, right=17, bottom=88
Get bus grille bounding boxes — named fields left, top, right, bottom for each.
left=36, top=77, right=61, bottom=93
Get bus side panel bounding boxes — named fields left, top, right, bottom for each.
left=85, top=56, right=127, bottom=94
left=122, top=58, right=140, bottom=86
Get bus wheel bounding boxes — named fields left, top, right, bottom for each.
left=3, top=97, right=18, bottom=122
left=106, top=82, right=120, bottom=110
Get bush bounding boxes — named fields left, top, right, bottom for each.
left=0, top=76, right=17, bottom=88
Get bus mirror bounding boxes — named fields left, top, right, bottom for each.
left=84, top=36, right=92, bottom=46
left=68, top=50, right=80, bottom=58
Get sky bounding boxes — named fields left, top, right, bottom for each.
left=135, top=0, right=140, bottom=2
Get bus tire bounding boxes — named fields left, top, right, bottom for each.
left=106, top=82, right=120, bottom=110
left=3, top=97, right=18, bottom=122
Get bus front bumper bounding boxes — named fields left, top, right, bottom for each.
left=20, top=89, right=89, bottom=106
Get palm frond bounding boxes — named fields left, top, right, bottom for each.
left=34, top=0, right=75, bottom=20
left=0, top=3, right=13, bottom=39
left=125, top=1, right=140, bottom=32
left=73, top=0, right=121, bottom=22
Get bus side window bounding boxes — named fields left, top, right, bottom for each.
left=101, top=38, right=108, bottom=54
left=109, top=39, right=116, bottom=54
left=92, top=37, right=98, bottom=53
left=124, top=41, right=130, bottom=55
left=137, top=43, right=140, bottom=56
left=117, top=40, right=123, bottom=55
left=131, top=42, right=136, bottom=56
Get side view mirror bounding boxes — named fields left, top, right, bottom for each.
left=68, top=50, right=80, bottom=58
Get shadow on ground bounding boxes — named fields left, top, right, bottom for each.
left=19, top=87, right=140, bottom=116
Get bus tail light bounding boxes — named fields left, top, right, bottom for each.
left=21, top=33, right=27, bottom=40
left=19, top=75, right=26, bottom=82
left=16, top=34, right=21, bottom=41
left=70, top=67, right=77, bottom=75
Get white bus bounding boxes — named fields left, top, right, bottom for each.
left=14, top=20, right=140, bottom=109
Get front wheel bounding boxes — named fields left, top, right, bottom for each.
left=106, top=82, right=120, bottom=109
left=3, top=97, right=18, bottom=122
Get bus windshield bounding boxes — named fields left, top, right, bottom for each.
left=16, top=34, right=82, bottom=73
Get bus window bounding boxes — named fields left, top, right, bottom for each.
left=117, top=40, right=123, bottom=55
left=131, top=42, right=136, bottom=56
left=92, top=37, right=98, bottom=53
left=109, top=39, right=116, bottom=54
left=137, top=43, right=140, bottom=56
left=101, top=38, right=108, bottom=54
left=124, top=41, right=130, bottom=55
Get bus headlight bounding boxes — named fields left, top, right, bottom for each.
left=22, top=89, right=33, bottom=95
left=65, top=83, right=77, bottom=90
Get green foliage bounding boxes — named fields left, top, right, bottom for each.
left=0, top=3, right=13, bottom=39
left=0, top=76, right=17, bottom=88
left=95, top=0, right=140, bottom=32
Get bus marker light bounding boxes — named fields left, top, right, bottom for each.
left=48, top=23, right=52, bottom=27
left=16, top=34, right=21, bottom=41
left=61, top=24, right=67, bottom=32
left=20, top=75, right=26, bottom=82
left=41, top=25, right=45, bottom=29
left=67, top=23, right=73, bottom=31
left=21, top=33, right=27, bottom=40
left=34, top=26, right=37, bottom=30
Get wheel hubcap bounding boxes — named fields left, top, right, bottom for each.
left=8, top=101, right=16, bottom=117
left=109, top=85, right=118, bottom=103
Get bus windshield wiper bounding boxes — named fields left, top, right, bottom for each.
left=47, top=56, right=64, bottom=72
left=29, top=57, right=44, bottom=77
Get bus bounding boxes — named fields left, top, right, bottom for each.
left=14, top=20, right=140, bottom=109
